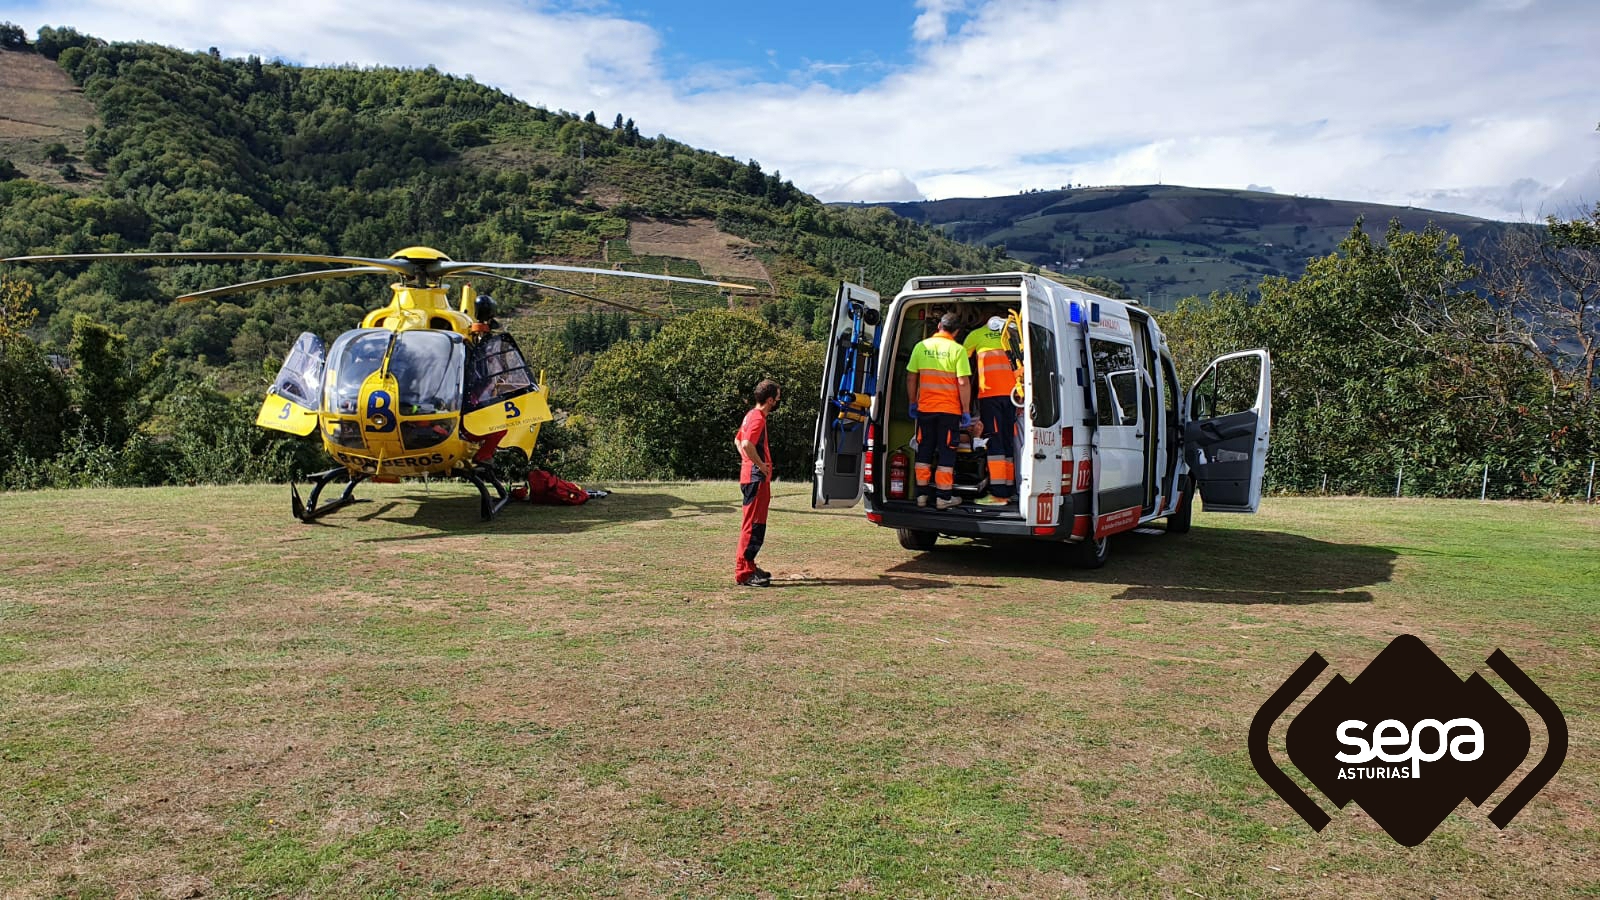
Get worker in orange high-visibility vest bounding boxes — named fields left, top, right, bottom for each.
left=906, top=312, right=977, bottom=510
left=963, top=313, right=1020, bottom=505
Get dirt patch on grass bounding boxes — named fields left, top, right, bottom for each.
left=626, top=218, right=773, bottom=289
left=0, top=49, right=100, bottom=189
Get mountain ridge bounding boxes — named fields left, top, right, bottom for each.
left=847, top=184, right=1527, bottom=307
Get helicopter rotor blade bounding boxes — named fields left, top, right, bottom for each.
left=433, top=260, right=756, bottom=291
left=175, top=266, right=399, bottom=302
left=453, top=271, right=666, bottom=318
left=4, top=251, right=419, bottom=277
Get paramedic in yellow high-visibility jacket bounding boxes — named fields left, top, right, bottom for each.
left=906, top=312, right=976, bottom=510
left=964, top=313, right=1019, bottom=504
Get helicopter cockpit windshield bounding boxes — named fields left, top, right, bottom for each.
left=324, top=329, right=466, bottom=416
left=388, top=331, right=466, bottom=416
left=326, top=329, right=392, bottom=415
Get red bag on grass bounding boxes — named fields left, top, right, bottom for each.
left=513, top=468, right=589, bottom=505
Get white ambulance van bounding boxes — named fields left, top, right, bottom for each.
left=811, top=272, right=1271, bottom=567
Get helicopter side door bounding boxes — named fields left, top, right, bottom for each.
left=462, top=333, right=553, bottom=457
left=256, top=332, right=326, bottom=436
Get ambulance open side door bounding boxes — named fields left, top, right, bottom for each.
left=811, top=282, right=882, bottom=509
left=1014, top=284, right=1063, bottom=531
left=1184, top=349, right=1272, bottom=513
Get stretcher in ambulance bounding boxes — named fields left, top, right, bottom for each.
left=811, top=273, right=1271, bottom=567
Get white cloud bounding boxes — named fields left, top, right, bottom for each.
left=817, top=169, right=924, bottom=203
left=911, top=0, right=971, bottom=43
left=12, top=0, right=1600, bottom=221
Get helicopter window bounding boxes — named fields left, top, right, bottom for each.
left=325, top=329, right=393, bottom=415
left=271, top=332, right=326, bottom=410
left=402, top=418, right=456, bottom=450
left=390, top=331, right=466, bottom=415
left=327, top=420, right=365, bottom=449
left=465, top=334, right=536, bottom=412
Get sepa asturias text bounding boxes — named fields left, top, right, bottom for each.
left=1334, top=718, right=1484, bottom=779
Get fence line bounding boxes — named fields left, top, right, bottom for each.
left=1271, top=458, right=1598, bottom=503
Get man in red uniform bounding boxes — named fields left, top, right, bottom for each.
left=733, top=379, right=781, bottom=586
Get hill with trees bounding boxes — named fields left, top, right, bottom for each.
left=0, top=28, right=1011, bottom=487
left=863, top=185, right=1526, bottom=309
left=0, top=25, right=1593, bottom=498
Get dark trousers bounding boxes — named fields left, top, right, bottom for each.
left=736, top=478, right=771, bottom=581
left=979, top=396, right=1019, bottom=499
left=914, top=413, right=961, bottom=502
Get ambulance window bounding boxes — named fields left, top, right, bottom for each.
left=1091, top=339, right=1138, bottom=426
left=1214, top=354, right=1262, bottom=417
left=1026, top=296, right=1059, bottom=426
left=1192, top=354, right=1262, bottom=420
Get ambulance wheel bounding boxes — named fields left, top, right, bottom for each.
left=1166, top=491, right=1193, bottom=534
left=1072, top=535, right=1110, bottom=569
left=897, top=528, right=939, bottom=551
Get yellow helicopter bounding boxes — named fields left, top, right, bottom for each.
left=4, top=247, right=753, bottom=521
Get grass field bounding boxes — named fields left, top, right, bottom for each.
left=1, top=483, right=1596, bottom=897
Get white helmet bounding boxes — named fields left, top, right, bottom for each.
left=987, top=316, right=1005, bottom=332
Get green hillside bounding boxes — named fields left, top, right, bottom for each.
left=864, top=185, right=1524, bottom=309
left=0, top=34, right=1010, bottom=378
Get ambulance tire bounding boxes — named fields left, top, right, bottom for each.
left=897, top=528, right=939, bottom=551
left=1072, top=535, right=1110, bottom=569
left=1166, top=490, right=1193, bottom=534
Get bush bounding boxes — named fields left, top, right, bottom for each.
left=0, top=340, right=71, bottom=465
left=579, top=310, right=824, bottom=479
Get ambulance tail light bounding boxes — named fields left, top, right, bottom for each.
left=864, top=423, right=876, bottom=489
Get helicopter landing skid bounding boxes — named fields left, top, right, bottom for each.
left=465, top=465, right=512, bottom=521
left=291, top=468, right=369, bottom=522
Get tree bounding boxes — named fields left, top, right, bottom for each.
left=579, top=310, right=823, bottom=479
left=0, top=157, right=19, bottom=181
left=68, top=314, right=137, bottom=447
left=1484, top=212, right=1599, bottom=404
left=33, top=25, right=92, bottom=59
left=43, top=142, right=69, bottom=163
left=0, top=278, right=70, bottom=466
left=1161, top=220, right=1570, bottom=495
left=0, top=21, right=27, bottom=48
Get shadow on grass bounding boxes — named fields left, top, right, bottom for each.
left=348, top=489, right=742, bottom=543
left=887, top=527, right=1394, bottom=604
left=771, top=575, right=1001, bottom=591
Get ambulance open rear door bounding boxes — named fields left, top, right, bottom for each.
left=811, top=282, right=882, bottom=509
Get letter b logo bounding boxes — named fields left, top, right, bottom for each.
left=365, top=391, right=396, bottom=432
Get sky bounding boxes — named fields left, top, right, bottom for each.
left=6, top=0, right=1600, bottom=222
